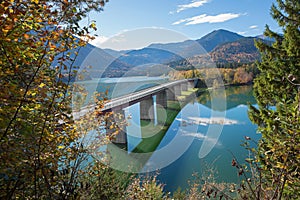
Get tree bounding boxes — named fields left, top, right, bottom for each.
left=0, top=0, right=109, bottom=199
left=233, top=67, right=253, bottom=84
left=249, top=0, right=300, bottom=198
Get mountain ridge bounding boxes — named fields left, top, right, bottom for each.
left=196, top=29, right=244, bottom=52
left=210, top=37, right=261, bottom=63
left=72, top=29, right=269, bottom=78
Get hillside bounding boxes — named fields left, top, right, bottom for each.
left=168, top=36, right=269, bottom=71
left=197, top=29, right=244, bottom=52
left=148, top=29, right=244, bottom=54
left=61, top=42, right=133, bottom=78
left=148, top=40, right=206, bottom=58
left=210, top=37, right=261, bottom=63
left=71, top=29, right=268, bottom=77
left=102, top=30, right=249, bottom=75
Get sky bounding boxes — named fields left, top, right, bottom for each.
left=84, top=0, right=280, bottom=50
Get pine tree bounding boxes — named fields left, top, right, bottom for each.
left=249, top=0, right=300, bottom=198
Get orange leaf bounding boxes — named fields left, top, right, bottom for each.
left=24, top=34, right=30, bottom=39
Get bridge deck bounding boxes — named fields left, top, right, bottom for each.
left=102, top=79, right=193, bottom=111
left=73, top=78, right=196, bottom=119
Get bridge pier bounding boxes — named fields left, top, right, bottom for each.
left=166, top=88, right=176, bottom=101
left=181, top=82, right=188, bottom=91
left=106, top=109, right=127, bottom=144
left=174, top=85, right=181, bottom=96
left=156, top=90, right=167, bottom=109
left=140, top=96, right=155, bottom=121
left=76, top=79, right=201, bottom=147
left=188, top=81, right=194, bottom=89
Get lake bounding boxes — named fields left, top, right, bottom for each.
left=75, top=77, right=259, bottom=193
left=121, top=85, right=259, bottom=192
left=154, top=85, right=259, bottom=192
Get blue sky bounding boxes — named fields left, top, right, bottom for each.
left=86, top=0, right=280, bottom=49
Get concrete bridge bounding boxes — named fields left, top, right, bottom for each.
left=103, top=78, right=200, bottom=144
left=72, top=78, right=200, bottom=144
left=102, top=79, right=198, bottom=112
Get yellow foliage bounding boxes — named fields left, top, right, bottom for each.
left=0, top=0, right=108, bottom=199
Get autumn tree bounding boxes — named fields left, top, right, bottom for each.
left=0, top=0, right=109, bottom=199
left=248, top=0, right=300, bottom=198
left=233, top=67, right=253, bottom=84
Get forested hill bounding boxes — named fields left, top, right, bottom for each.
left=210, top=37, right=261, bottom=64
left=168, top=36, right=271, bottom=71
left=72, top=29, right=270, bottom=78
left=196, top=29, right=244, bottom=52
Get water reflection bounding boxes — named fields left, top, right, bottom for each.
left=198, top=85, right=256, bottom=111
left=153, top=85, right=259, bottom=192
left=93, top=84, right=258, bottom=191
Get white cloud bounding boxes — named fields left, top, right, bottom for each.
left=95, top=28, right=189, bottom=51
left=89, top=36, right=108, bottom=47
left=180, top=132, right=222, bottom=146
left=237, top=31, right=247, bottom=35
left=173, top=13, right=241, bottom=25
left=249, top=25, right=258, bottom=29
left=172, top=18, right=189, bottom=25
left=187, top=117, right=240, bottom=125
left=110, top=34, right=126, bottom=43
left=177, top=0, right=210, bottom=13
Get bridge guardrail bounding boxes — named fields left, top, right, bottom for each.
left=73, top=78, right=196, bottom=118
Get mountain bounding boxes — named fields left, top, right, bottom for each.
left=148, top=29, right=244, bottom=54
left=100, top=29, right=246, bottom=75
left=103, top=49, right=129, bottom=57
left=61, top=42, right=133, bottom=79
left=116, top=48, right=182, bottom=66
left=167, top=36, right=264, bottom=70
left=67, top=29, right=267, bottom=78
left=197, top=29, right=244, bottom=52
left=148, top=40, right=206, bottom=58
left=168, top=35, right=271, bottom=70
left=256, top=34, right=276, bottom=42
left=100, top=48, right=182, bottom=77
left=210, top=37, right=261, bottom=63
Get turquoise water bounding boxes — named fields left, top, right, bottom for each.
left=154, top=85, right=259, bottom=192
left=75, top=77, right=259, bottom=192
left=110, top=84, right=258, bottom=192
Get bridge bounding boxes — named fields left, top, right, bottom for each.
left=73, top=78, right=200, bottom=144
left=102, top=79, right=198, bottom=112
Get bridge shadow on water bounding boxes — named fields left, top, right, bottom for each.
left=106, top=85, right=203, bottom=173
left=106, top=85, right=256, bottom=174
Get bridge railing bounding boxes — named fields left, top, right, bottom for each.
left=73, top=78, right=197, bottom=118
left=102, top=79, right=192, bottom=111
